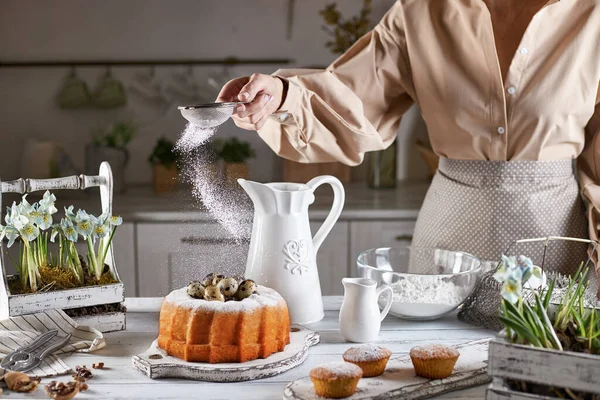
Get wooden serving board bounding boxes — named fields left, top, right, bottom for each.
left=132, top=328, right=320, bottom=382
left=283, top=339, right=490, bottom=400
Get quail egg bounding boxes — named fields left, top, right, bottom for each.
left=187, top=281, right=205, bottom=299
left=204, top=285, right=225, bottom=302
left=218, top=277, right=239, bottom=297
left=236, top=279, right=257, bottom=300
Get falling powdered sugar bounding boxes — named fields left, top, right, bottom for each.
left=176, top=123, right=253, bottom=241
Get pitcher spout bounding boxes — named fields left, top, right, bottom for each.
left=237, top=179, right=277, bottom=214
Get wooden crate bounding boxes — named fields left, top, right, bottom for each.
left=0, top=162, right=125, bottom=332
left=486, top=335, right=600, bottom=399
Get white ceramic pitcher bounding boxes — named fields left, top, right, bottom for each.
left=339, top=278, right=393, bottom=343
left=238, top=175, right=345, bottom=325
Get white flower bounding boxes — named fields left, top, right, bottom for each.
left=1, top=226, right=20, bottom=247
left=38, top=191, right=58, bottom=214
left=524, top=266, right=546, bottom=290
left=501, top=277, right=522, bottom=304
left=38, top=212, right=53, bottom=230
left=64, top=205, right=76, bottom=220
left=61, top=218, right=78, bottom=242
left=108, top=215, right=123, bottom=227
left=19, top=223, right=40, bottom=242
left=75, top=209, right=90, bottom=223
left=6, top=202, right=29, bottom=231
left=75, top=219, right=93, bottom=239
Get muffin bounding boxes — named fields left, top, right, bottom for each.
left=309, top=362, right=363, bottom=398
left=409, top=344, right=460, bottom=379
left=342, top=344, right=392, bottom=377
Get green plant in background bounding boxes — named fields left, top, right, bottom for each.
left=148, top=137, right=178, bottom=168
left=320, top=0, right=372, bottom=54
left=213, top=138, right=256, bottom=163
left=91, top=120, right=136, bottom=149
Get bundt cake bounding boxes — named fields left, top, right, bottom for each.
left=158, top=275, right=291, bottom=364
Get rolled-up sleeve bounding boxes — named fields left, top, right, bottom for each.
left=257, top=2, right=414, bottom=166
left=577, top=84, right=600, bottom=290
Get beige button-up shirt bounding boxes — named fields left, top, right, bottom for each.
left=258, top=0, right=600, bottom=242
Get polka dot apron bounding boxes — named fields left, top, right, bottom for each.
left=412, top=157, right=589, bottom=274
left=411, top=158, right=593, bottom=329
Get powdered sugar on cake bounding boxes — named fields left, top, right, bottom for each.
left=164, top=285, right=284, bottom=312
left=409, top=344, right=459, bottom=359
left=343, top=345, right=392, bottom=362
left=311, top=362, right=363, bottom=379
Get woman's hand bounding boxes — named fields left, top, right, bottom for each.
left=216, top=74, right=285, bottom=131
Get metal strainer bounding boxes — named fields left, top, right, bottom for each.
left=178, top=102, right=243, bottom=128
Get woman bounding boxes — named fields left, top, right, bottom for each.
left=217, top=0, right=600, bottom=293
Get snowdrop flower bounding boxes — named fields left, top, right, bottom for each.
left=501, top=277, right=522, bottom=304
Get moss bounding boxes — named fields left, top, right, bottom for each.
left=8, top=265, right=119, bottom=295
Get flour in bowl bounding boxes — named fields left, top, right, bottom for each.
left=388, top=278, right=468, bottom=319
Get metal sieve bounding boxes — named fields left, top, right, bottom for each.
left=178, top=102, right=244, bottom=128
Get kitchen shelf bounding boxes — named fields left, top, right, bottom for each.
left=0, top=57, right=293, bottom=68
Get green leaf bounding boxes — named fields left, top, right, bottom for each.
left=499, top=316, right=543, bottom=347
left=543, top=277, right=555, bottom=309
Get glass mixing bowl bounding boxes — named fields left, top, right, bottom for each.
left=357, top=247, right=482, bottom=320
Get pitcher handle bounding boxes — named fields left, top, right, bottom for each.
left=307, top=175, right=345, bottom=253
left=376, top=285, right=393, bottom=321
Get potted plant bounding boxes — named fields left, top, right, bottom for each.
left=213, top=138, right=255, bottom=183
left=487, top=254, right=600, bottom=399
left=148, top=137, right=179, bottom=193
left=86, top=120, right=136, bottom=193
left=0, top=162, right=126, bottom=332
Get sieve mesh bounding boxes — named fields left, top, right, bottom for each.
left=178, top=102, right=243, bottom=128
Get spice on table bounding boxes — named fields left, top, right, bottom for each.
left=92, top=362, right=105, bottom=369
left=44, top=380, right=87, bottom=400
left=72, top=365, right=93, bottom=380
left=1, top=371, right=41, bottom=392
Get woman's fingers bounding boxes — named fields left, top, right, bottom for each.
left=232, top=96, right=275, bottom=130
left=216, top=77, right=250, bottom=103
left=236, top=93, right=272, bottom=118
left=238, top=73, right=271, bottom=102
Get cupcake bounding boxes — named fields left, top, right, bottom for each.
left=409, top=344, right=460, bottom=379
left=309, top=362, right=363, bottom=398
left=342, top=344, right=392, bottom=377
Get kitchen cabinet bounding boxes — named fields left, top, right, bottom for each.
left=111, top=222, right=136, bottom=297
left=311, top=221, right=348, bottom=296
left=136, top=222, right=247, bottom=297
left=135, top=221, right=349, bottom=297
left=349, top=220, right=416, bottom=276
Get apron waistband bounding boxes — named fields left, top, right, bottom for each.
left=438, top=157, right=575, bottom=179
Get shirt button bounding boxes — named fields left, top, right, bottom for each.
left=519, top=47, right=529, bottom=55
left=497, top=126, right=505, bottom=135
left=507, top=87, right=516, bottom=95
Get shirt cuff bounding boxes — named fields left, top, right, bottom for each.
left=271, top=76, right=301, bottom=122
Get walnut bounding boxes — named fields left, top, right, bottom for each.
left=0, top=371, right=41, bottom=392
left=72, top=365, right=92, bottom=381
left=44, top=380, right=86, bottom=400
left=92, top=362, right=104, bottom=369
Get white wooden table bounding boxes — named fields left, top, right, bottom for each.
left=28, top=297, right=494, bottom=400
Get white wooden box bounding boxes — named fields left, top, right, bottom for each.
left=0, top=162, right=125, bottom=332
left=486, top=335, right=600, bottom=399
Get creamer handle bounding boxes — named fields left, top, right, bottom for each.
left=307, top=175, right=345, bottom=253
left=377, top=285, right=393, bottom=321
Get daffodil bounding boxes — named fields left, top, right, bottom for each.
left=501, top=277, right=523, bottom=304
